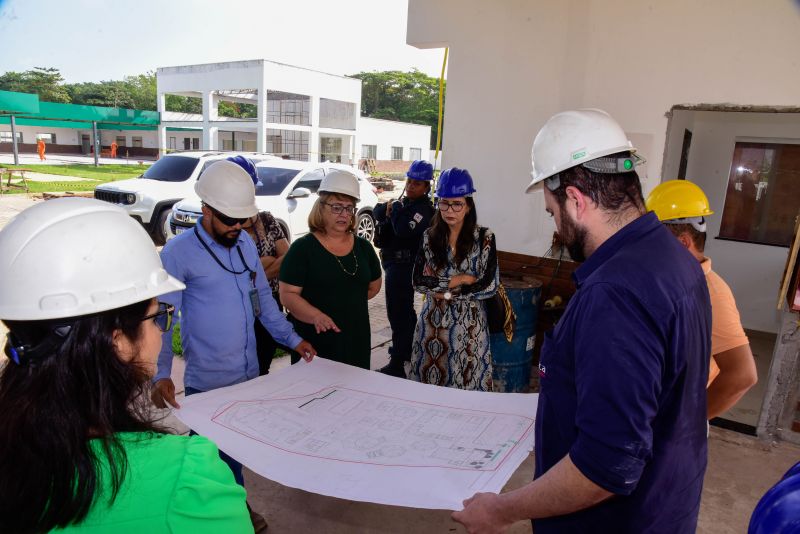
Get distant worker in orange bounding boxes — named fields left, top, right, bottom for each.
left=110, top=140, right=118, bottom=158
left=36, top=138, right=46, bottom=161
left=647, top=179, right=757, bottom=419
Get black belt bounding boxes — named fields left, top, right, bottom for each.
left=380, top=249, right=413, bottom=262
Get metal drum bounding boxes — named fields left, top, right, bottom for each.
left=490, top=277, right=542, bottom=393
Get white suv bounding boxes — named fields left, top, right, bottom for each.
left=168, top=160, right=379, bottom=242
left=94, top=151, right=278, bottom=244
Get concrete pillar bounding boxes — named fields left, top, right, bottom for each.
left=202, top=90, right=219, bottom=150
left=256, top=80, right=267, bottom=153
left=310, top=95, right=321, bottom=162
left=757, top=308, right=800, bottom=444
left=10, top=115, right=19, bottom=165
left=157, top=92, right=167, bottom=158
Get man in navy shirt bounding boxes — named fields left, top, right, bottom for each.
left=453, top=109, right=711, bottom=533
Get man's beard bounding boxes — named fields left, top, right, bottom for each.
left=212, top=228, right=241, bottom=248
left=559, top=210, right=588, bottom=263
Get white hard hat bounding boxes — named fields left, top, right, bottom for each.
left=526, top=108, right=637, bottom=193
left=319, top=169, right=360, bottom=201
left=0, top=198, right=184, bottom=321
left=194, top=160, right=259, bottom=218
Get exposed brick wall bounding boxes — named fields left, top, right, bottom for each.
left=359, top=159, right=412, bottom=174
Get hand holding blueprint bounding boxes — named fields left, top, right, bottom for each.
left=175, top=358, right=538, bottom=510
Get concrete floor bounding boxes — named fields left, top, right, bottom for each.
left=2, top=191, right=800, bottom=533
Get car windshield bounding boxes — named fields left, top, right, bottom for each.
left=255, top=167, right=301, bottom=196
left=141, top=156, right=200, bottom=182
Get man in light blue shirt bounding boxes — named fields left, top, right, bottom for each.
left=150, top=160, right=315, bottom=519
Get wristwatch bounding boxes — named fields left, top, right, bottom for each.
left=443, top=290, right=452, bottom=301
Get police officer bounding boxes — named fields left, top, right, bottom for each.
left=374, top=160, right=435, bottom=378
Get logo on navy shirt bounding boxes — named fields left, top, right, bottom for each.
left=538, top=363, right=546, bottom=378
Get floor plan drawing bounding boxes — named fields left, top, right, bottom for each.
left=211, top=386, right=533, bottom=470
left=176, top=358, right=538, bottom=510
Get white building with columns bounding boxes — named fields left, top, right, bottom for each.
left=157, top=59, right=363, bottom=163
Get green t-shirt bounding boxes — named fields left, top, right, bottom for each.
left=54, top=433, right=251, bottom=533
left=280, top=233, right=381, bottom=369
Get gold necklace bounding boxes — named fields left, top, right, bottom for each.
left=320, top=234, right=359, bottom=276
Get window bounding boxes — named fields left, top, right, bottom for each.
left=719, top=141, right=800, bottom=247
left=141, top=155, right=200, bottom=182
left=409, top=148, right=422, bottom=161
left=296, top=168, right=326, bottom=193
left=391, top=146, right=403, bottom=160
left=132, top=136, right=143, bottom=148
left=267, top=129, right=309, bottom=160
left=192, top=138, right=200, bottom=150
left=267, top=91, right=310, bottom=126
left=36, top=133, right=56, bottom=144
left=0, top=131, right=22, bottom=143
left=169, top=137, right=177, bottom=150
left=320, top=137, right=342, bottom=163
left=255, top=166, right=302, bottom=196
left=361, top=144, right=377, bottom=159
left=115, top=136, right=126, bottom=147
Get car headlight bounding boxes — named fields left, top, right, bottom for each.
left=175, top=212, right=199, bottom=224
left=125, top=193, right=136, bottom=205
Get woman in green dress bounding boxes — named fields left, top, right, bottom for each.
left=280, top=169, right=382, bottom=369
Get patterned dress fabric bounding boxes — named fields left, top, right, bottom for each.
left=250, top=211, right=287, bottom=293
left=409, top=226, right=499, bottom=391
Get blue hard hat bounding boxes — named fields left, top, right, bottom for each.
left=436, top=167, right=476, bottom=198
left=227, top=155, right=258, bottom=185
left=748, top=461, right=800, bottom=534
left=406, top=160, right=433, bottom=181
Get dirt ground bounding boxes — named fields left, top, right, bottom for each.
left=1, top=195, right=798, bottom=533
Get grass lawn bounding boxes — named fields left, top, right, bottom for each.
left=0, top=163, right=149, bottom=181
left=0, top=163, right=150, bottom=194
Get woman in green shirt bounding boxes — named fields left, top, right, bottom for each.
left=280, top=169, right=382, bottom=369
left=0, top=199, right=251, bottom=533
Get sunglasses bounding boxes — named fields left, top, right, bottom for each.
left=322, top=201, right=356, bottom=216
left=142, top=302, right=175, bottom=333
left=208, top=205, right=249, bottom=227
left=437, top=200, right=466, bottom=212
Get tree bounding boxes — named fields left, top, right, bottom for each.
left=349, top=69, right=445, bottom=149
left=0, top=67, right=70, bottom=103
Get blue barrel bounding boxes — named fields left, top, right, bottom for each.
left=490, top=278, right=542, bottom=393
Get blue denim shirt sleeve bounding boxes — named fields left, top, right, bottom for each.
left=247, top=237, right=302, bottom=349
left=154, top=241, right=185, bottom=384
left=569, top=282, right=664, bottom=495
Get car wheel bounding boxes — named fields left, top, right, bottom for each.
left=151, top=209, right=170, bottom=246
left=357, top=212, right=375, bottom=242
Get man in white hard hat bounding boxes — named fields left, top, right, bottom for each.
left=151, top=160, right=316, bottom=531
left=453, top=109, right=711, bottom=533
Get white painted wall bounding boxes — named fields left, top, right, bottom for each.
left=669, top=111, right=800, bottom=333
left=358, top=117, right=431, bottom=161
left=407, top=0, right=800, bottom=258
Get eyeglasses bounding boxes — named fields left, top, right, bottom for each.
left=437, top=200, right=466, bottom=212
left=208, top=205, right=249, bottom=227
left=142, top=302, right=175, bottom=333
left=322, top=202, right=356, bottom=216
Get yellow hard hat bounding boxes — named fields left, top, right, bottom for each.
left=645, top=180, right=714, bottom=221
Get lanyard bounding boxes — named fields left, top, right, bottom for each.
left=193, top=226, right=255, bottom=276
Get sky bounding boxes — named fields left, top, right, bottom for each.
left=0, top=0, right=446, bottom=83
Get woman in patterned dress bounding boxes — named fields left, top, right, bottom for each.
left=243, top=210, right=290, bottom=375
left=409, top=168, right=499, bottom=391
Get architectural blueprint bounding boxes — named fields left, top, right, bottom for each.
left=176, top=358, right=538, bottom=510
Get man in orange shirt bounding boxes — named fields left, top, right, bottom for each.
left=647, top=180, right=757, bottom=419
left=37, top=138, right=46, bottom=161
left=110, top=140, right=118, bottom=158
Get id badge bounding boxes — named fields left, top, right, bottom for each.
left=249, top=288, right=261, bottom=317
